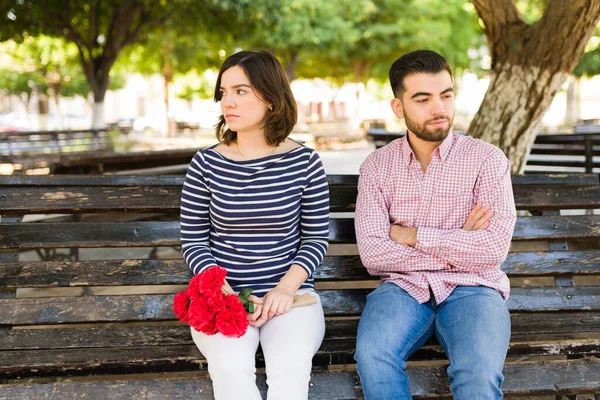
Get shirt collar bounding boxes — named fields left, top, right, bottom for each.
left=399, top=130, right=455, bottom=166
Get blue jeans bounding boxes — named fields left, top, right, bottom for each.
left=355, top=283, right=510, bottom=400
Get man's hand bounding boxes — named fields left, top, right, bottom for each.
left=462, top=203, right=494, bottom=231
left=390, top=225, right=418, bottom=247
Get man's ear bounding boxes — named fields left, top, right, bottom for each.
left=390, top=97, right=404, bottom=120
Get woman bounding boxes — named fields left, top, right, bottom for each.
left=180, top=50, right=329, bottom=400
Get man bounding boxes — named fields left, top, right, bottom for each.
left=354, top=50, right=517, bottom=399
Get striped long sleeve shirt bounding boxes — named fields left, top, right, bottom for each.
left=180, top=144, right=330, bottom=296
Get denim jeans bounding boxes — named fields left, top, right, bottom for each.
left=355, top=283, right=510, bottom=400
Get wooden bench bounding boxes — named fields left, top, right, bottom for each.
left=307, top=120, right=363, bottom=149
left=0, top=129, right=118, bottom=173
left=51, top=148, right=199, bottom=175
left=1, top=173, right=600, bottom=399
left=367, top=129, right=600, bottom=174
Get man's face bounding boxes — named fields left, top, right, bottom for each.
left=391, top=71, right=455, bottom=143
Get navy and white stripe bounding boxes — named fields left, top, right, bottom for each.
left=180, top=144, right=330, bottom=296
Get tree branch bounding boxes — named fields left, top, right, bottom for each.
left=89, top=0, right=100, bottom=52
left=471, top=0, right=525, bottom=44
left=531, top=0, right=600, bottom=68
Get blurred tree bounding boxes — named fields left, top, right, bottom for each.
left=468, top=0, right=600, bottom=172
left=244, top=0, right=359, bottom=82
left=297, top=0, right=478, bottom=84
left=0, top=69, right=45, bottom=110
left=122, top=26, right=230, bottom=136
left=2, top=36, right=85, bottom=128
left=293, top=0, right=479, bottom=123
left=567, top=25, right=600, bottom=125
left=0, top=0, right=241, bottom=128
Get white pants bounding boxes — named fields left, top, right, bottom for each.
left=190, top=290, right=326, bottom=400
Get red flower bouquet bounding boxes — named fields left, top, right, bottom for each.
left=173, top=266, right=252, bottom=338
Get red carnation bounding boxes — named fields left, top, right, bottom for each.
left=188, top=294, right=219, bottom=335
left=196, top=266, right=228, bottom=296
left=174, top=266, right=252, bottom=338
left=215, top=294, right=249, bottom=338
left=173, top=289, right=192, bottom=322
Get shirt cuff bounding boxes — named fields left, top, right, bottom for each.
left=415, top=227, right=443, bottom=256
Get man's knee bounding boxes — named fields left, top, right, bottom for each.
left=449, top=358, right=505, bottom=399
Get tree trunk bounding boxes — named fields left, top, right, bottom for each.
left=565, top=77, right=581, bottom=127
left=50, top=83, right=64, bottom=130
left=37, top=93, right=49, bottom=131
left=284, top=51, right=299, bottom=82
left=91, top=81, right=109, bottom=129
left=469, top=0, right=600, bottom=173
left=352, top=61, right=371, bottom=125
left=162, top=61, right=174, bottom=137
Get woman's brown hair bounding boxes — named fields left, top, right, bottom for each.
left=214, top=50, right=298, bottom=146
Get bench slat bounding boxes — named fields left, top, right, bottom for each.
left=1, top=287, right=599, bottom=326
left=3, top=312, right=598, bottom=350
left=1, top=360, right=599, bottom=398
left=3, top=334, right=600, bottom=381
left=2, top=250, right=599, bottom=289
left=2, top=184, right=600, bottom=214
left=7, top=249, right=600, bottom=288
left=1, top=215, right=599, bottom=249
left=1, top=173, right=597, bottom=186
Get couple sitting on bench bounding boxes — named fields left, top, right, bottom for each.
left=180, top=49, right=516, bottom=400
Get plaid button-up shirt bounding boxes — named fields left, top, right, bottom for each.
left=355, top=132, right=516, bottom=304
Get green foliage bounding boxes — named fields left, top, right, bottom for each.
left=296, top=0, right=480, bottom=84
left=0, top=0, right=484, bottom=99
left=515, top=0, right=547, bottom=24
left=573, top=25, right=600, bottom=78
left=0, top=35, right=89, bottom=98
left=0, top=69, right=46, bottom=97
left=175, top=72, right=215, bottom=101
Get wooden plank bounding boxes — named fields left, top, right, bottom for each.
left=0, top=186, right=182, bottom=214
left=2, top=334, right=600, bottom=380
left=511, top=215, right=600, bottom=241
left=512, top=173, right=598, bottom=185
left=2, top=173, right=596, bottom=186
left=329, top=215, right=600, bottom=245
left=2, top=250, right=599, bottom=289
left=1, top=360, right=599, bottom=398
left=2, top=181, right=599, bottom=214
left=54, top=149, right=199, bottom=174
left=513, top=185, right=600, bottom=209
left=3, top=312, right=599, bottom=351
left=1, top=287, right=599, bottom=326
left=1, top=215, right=599, bottom=250
left=55, top=149, right=198, bottom=166
left=0, top=175, right=185, bottom=186
left=0, top=372, right=362, bottom=399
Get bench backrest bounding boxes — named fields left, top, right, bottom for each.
left=367, top=130, right=600, bottom=173
left=1, top=174, right=599, bottom=395
left=0, top=129, right=117, bottom=172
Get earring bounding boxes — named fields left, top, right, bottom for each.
left=268, top=105, right=273, bottom=111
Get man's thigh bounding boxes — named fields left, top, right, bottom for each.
left=356, top=283, right=436, bottom=360
left=435, top=286, right=510, bottom=366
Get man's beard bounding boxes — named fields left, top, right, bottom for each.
left=405, top=113, right=453, bottom=143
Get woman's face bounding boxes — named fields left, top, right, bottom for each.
left=219, top=66, right=269, bottom=136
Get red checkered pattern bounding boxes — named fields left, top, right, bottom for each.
left=355, top=132, right=516, bottom=304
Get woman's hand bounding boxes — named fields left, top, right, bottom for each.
left=246, top=295, right=265, bottom=328
left=260, top=286, right=294, bottom=322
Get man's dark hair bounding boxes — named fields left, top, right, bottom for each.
left=389, top=50, right=453, bottom=98
left=214, top=50, right=298, bottom=146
